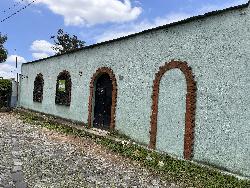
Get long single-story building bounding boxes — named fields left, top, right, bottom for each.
left=19, top=1, right=250, bottom=177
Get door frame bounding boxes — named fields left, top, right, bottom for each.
left=87, top=67, right=117, bottom=130
left=149, top=60, right=197, bottom=160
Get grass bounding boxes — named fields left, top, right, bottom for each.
left=15, top=110, right=250, bottom=188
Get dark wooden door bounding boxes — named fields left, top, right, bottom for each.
left=93, top=74, right=112, bottom=130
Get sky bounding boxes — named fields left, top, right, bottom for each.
left=0, top=0, right=248, bottom=79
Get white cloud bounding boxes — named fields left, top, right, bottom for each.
left=30, top=40, right=55, bottom=54
left=0, top=63, right=15, bottom=73
left=0, top=55, right=26, bottom=79
left=0, top=63, right=16, bottom=79
left=32, top=52, right=50, bottom=59
left=30, top=40, right=57, bottom=59
left=95, top=13, right=191, bottom=43
left=95, top=0, right=248, bottom=43
left=32, top=9, right=43, bottom=14
left=26, top=0, right=142, bottom=26
left=6, top=55, right=27, bottom=64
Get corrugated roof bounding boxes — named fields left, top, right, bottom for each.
left=23, top=1, right=250, bottom=65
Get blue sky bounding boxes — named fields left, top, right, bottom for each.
left=0, top=0, right=247, bottom=78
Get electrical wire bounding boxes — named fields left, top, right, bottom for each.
left=2, top=0, right=25, bottom=13
left=1, top=0, right=37, bottom=23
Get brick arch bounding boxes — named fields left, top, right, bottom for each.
left=149, top=60, right=196, bottom=160
left=87, top=67, right=118, bottom=129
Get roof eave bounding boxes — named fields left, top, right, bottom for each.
left=23, top=1, right=250, bottom=65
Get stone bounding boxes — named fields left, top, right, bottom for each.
left=0, top=113, right=178, bottom=187
left=15, top=182, right=28, bottom=188
left=12, top=166, right=22, bottom=172
left=11, top=172, right=24, bottom=182
left=11, top=151, right=22, bottom=156
left=13, top=159, right=23, bottom=166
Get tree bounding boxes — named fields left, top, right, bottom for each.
left=0, top=33, right=8, bottom=63
left=51, top=29, right=85, bottom=55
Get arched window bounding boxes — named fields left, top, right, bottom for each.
left=55, top=70, right=71, bottom=106
left=33, top=73, right=44, bottom=103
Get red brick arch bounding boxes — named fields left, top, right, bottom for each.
left=87, top=67, right=118, bottom=129
left=149, top=60, right=197, bottom=160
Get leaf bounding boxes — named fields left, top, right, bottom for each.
left=51, top=29, right=85, bottom=55
left=0, top=33, right=8, bottom=63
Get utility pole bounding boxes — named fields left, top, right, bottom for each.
left=16, top=55, right=18, bottom=101
left=14, top=49, right=19, bottom=102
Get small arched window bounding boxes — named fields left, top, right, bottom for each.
left=33, top=73, right=44, bottom=103
left=55, top=70, right=71, bottom=106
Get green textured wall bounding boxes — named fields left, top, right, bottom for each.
left=20, top=5, right=250, bottom=177
left=156, top=69, right=186, bottom=158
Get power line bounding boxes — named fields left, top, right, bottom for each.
left=1, top=0, right=37, bottom=23
left=2, top=0, right=25, bottom=14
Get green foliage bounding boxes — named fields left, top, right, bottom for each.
left=0, top=79, right=12, bottom=108
left=0, top=79, right=12, bottom=90
left=0, top=33, right=8, bottom=63
left=51, top=29, right=85, bottom=55
left=109, top=130, right=131, bottom=140
left=17, top=111, right=250, bottom=188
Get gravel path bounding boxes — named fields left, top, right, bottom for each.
left=0, top=113, right=180, bottom=188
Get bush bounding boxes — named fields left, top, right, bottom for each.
left=0, top=79, right=12, bottom=108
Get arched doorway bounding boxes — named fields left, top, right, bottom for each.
left=93, top=73, right=112, bottom=129
left=88, top=67, right=117, bottom=130
left=149, top=60, right=196, bottom=160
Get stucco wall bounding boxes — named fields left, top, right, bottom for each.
left=156, top=69, right=186, bottom=158
left=10, top=80, right=18, bottom=107
left=20, top=5, right=250, bottom=177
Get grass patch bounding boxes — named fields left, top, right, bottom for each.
left=16, top=110, right=250, bottom=188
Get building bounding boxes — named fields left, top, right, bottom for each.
left=19, top=1, right=250, bottom=177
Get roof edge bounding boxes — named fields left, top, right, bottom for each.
left=23, top=1, right=250, bottom=65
